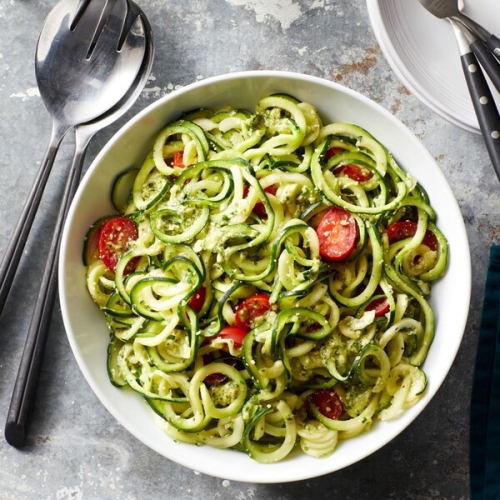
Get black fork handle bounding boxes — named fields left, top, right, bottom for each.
left=460, top=51, right=500, bottom=180
left=0, top=120, right=68, bottom=317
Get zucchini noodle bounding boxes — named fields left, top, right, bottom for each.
left=84, top=93, right=448, bottom=462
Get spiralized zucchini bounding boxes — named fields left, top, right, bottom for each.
left=84, top=94, right=448, bottom=463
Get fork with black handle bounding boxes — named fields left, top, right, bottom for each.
left=417, top=0, right=500, bottom=55
left=449, top=21, right=500, bottom=181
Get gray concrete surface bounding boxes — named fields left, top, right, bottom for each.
left=0, top=0, right=494, bottom=498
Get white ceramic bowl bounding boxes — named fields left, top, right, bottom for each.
left=59, top=71, right=471, bottom=483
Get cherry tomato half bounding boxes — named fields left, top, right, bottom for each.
left=218, top=326, right=249, bottom=349
left=203, top=372, right=227, bottom=386
left=386, top=220, right=438, bottom=251
left=336, top=164, right=373, bottom=182
left=98, top=217, right=139, bottom=273
left=202, top=355, right=238, bottom=385
left=172, top=150, right=185, bottom=168
left=325, top=147, right=347, bottom=159
left=365, top=296, right=390, bottom=317
left=244, top=184, right=277, bottom=218
left=306, top=389, right=343, bottom=420
left=325, top=147, right=373, bottom=182
left=316, top=207, right=358, bottom=261
left=234, top=293, right=271, bottom=330
left=189, top=286, right=206, bottom=313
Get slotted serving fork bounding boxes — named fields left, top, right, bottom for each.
left=0, top=0, right=146, bottom=318
left=4, top=0, right=153, bottom=448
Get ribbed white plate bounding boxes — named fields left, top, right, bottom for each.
left=367, top=0, right=500, bottom=133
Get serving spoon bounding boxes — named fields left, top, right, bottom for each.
left=4, top=0, right=154, bottom=448
left=0, top=0, right=146, bottom=317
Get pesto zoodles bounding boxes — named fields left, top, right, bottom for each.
left=84, top=94, right=448, bottom=463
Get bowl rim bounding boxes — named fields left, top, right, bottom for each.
left=59, top=69, right=471, bottom=483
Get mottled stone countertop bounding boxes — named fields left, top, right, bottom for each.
left=0, top=0, right=495, bottom=498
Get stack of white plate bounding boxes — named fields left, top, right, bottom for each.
left=367, top=0, right=500, bottom=134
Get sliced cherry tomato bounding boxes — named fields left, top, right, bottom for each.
left=189, top=286, right=206, bottom=313
left=387, top=220, right=438, bottom=251
left=365, top=296, right=390, bottom=317
left=306, top=389, right=343, bottom=420
left=325, top=147, right=347, bottom=159
left=336, top=164, right=373, bottom=182
left=204, top=372, right=227, bottom=385
left=218, top=326, right=249, bottom=349
left=264, top=185, right=278, bottom=196
left=316, top=207, right=358, bottom=261
left=234, top=293, right=271, bottom=330
left=244, top=184, right=277, bottom=218
left=202, top=355, right=237, bottom=385
left=172, top=150, right=185, bottom=168
left=98, top=217, right=139, bottom=273
left=325, top=147, right=373, bottom=182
